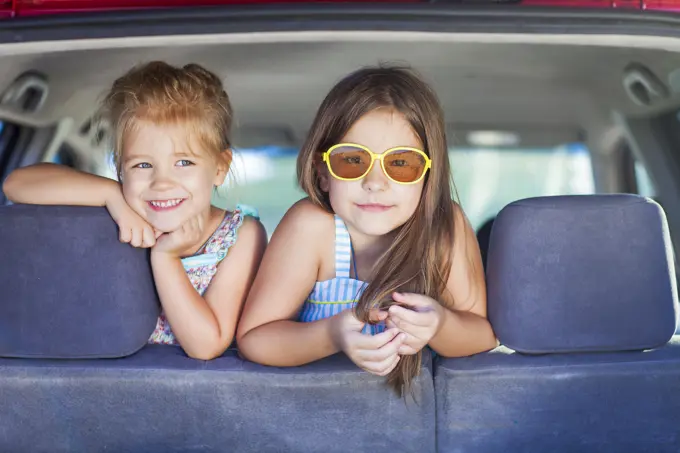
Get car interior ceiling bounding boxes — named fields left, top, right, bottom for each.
left=1, top=35, right=680, bottom=244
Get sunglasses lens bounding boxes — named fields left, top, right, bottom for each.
left=383, top=149, right=428, bottom=183
left=328, top=146, right=372, bottom=179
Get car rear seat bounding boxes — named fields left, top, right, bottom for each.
left=0, top=346, right=435, bottom=452
left=0, top=205, right=436, bottom=453
left=435, top=195, right=680, bottom=453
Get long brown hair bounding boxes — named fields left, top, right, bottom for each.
left=298, top=66, right=456, bottom=396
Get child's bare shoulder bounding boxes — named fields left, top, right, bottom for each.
left=236, top=215, right=267, bottom=245
left=272, top=198, right=335, bottom=254
left=280, top=198, right=334, bottom=231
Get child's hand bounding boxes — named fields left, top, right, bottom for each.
left=386, top=292, right=444, bottom=356
left=106, top=193, right=159, bottom=248
left=152, top=215, right=205, bottom=257
left=331, top=309, right=405, bottom=376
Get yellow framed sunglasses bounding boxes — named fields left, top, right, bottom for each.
left=322, top=143, right=432, bottom=185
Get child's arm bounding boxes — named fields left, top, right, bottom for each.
left=387, top=204, right=498, bottom=358
left=236, top=200, right=404, bottom=375
left=151, top=215, right=268, bottom=360
left=4, top=163, right=118, bottom=207
left=3, top=164, right=157, bottom=248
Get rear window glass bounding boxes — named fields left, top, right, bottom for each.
left=215, top=147, right=303, bottom=236
left=214, top=143, right=594, bottom=235
left=635, top=160, right=655, bottom=198
left=452, top=143, right=594, bottom=229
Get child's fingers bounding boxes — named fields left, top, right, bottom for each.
left=343, top=313, right=366, bottom=332
left=119, top=227, right=131, bottom=244
left=130, top=227, right=143, bottom=248
left=193, top=221, right=202, bottom=239
left=385, top=318, right=397, bottom=330
left=355, top=333, right=404, bottom=362
left=367, top=308, right=388, bottom=323
left=391, top=318, right=432, bottom=343
left=398, top=342, right=420, bottom=356
left=389, top=315, right=418, bottom=333
left=365, top=354, right=401, bottom=377
left=182, top=216, right=200, bottom=235
left=353, top=328, right=401, bottom=350
left=142, top=227, right=156, bottom=248
left=381, top=354, right=402, bottom=376
left=392, top=292, right=432, bottom=307
left=389, top=305, right=433, bottom=327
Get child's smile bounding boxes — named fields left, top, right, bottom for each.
left=120, top=120, right=228, bottom=234
left=147, top=198, right=186, bottom=211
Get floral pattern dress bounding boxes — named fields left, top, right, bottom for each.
left=148, top=205, right=258, bottom=345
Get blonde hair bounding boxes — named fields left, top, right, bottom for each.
left=100, top=61, right=233, bottom=178
left=298, top=65, right=456, bottom=397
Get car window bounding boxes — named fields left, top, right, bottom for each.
left=452, top=143, right=594, bottom=229
left=213, top=147, right=304, bottom=237
left=213, top=142, right=594, bottom=236
left=634, top=159, right=656, bottom=198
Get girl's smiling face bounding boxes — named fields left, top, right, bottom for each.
left=319, top=108, right=426, bottom=239
left=120, top=120, right=229, bottom=233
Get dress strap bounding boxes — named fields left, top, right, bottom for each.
left=334, top=215, right=352, bottom=279
left=236, top=203, right=259, bottom=219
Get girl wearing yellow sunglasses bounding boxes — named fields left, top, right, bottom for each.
left=237, top=66, right=497, bottom=396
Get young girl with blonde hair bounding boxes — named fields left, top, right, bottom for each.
left=4, top=61, right=267, bottom=360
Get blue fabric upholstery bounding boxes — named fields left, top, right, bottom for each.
left=435, top=194, right=680, bottom=452
left=3, top=195, right=678, bottom=451
left=487, top=194, right=678, bottom=354
left=0, top=204, right=435, bottom=452
left=435, top=340, right=680, bottom=453
left=0, top=346, right=436, bottom=453
left=0, top=205, right=160, bottom=358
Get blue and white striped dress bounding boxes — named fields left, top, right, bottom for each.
left=298, top=215, right=385, bottom=335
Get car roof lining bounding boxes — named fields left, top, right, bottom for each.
left=1, top=31, right=680, bottom=154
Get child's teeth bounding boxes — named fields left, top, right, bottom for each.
left=151, top=199, right=181, bottom=208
